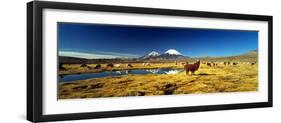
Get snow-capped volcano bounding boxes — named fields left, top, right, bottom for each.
left=141, top=51, right=160, bottom=59
left=164, top=49, right=182, bottom=55
left=148, top=51, right=160, bottom=57
left=159, top=49, right=186, bottom=59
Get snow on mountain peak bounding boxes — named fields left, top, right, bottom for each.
left=148, top=51, right=160, bottom=57
left=165, top=49, right=182, bottom=55
left=142, top=51, right=160, bottom=58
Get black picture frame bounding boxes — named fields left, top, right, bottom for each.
left=27, top=1, right=273, bottom=122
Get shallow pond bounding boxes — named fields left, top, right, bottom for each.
left=59, top=68, right=183, bottom=82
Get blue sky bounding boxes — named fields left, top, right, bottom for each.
left=58, top=22, right=258, bottom=59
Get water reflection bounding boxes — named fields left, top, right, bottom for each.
left=145, top=69, right=159, bottom=74
left=59, top=68, right=183, bottom=82
left=164, top=70, right=182, bottom=74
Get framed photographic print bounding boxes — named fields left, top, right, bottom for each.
left=27, top=1, right=273, bottom=122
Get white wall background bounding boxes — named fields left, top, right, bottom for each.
left=0, top=0, right=279, bottom=123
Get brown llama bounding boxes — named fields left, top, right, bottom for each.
left=183, top=60, right=200, bottom=76
left=127, top=63, right=133, bottom=68
left=107, top=63, right=114, bottom=68
left=80, top=64, right=88, bottom=68
left=251, top=62, right=256, bottom=65
left=207, top=62, right=212, bottom=67
left=94, top=64, right=101, bottom=69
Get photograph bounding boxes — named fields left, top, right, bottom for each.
left=57, top=22, right=258, bottom=99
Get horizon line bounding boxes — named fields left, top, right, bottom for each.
left=59, top=50, right=257, bottom=59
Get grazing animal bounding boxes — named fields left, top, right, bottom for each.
left=107, top=63, right=114, bottom=68
left=224, top=62, right=227, bottom=65
left=233, top=62, right=238, bottom=65
left=181, top=62, right=186, bottom=66
left=251, top=62, right=256, bottom=65
left=94, top=64, right=101, bottom=69
left=59, top=63, right=67, bottom=71
left=115, top=64, right=121, bottom=68
left=127, top=64, right=133, bottom=68
left=183, top=60, right=200, bottom=76
left=80, top=64, right=88, bottom=68
left=143, top=62, right=151, bottom=66
left=207, top=63, right=212, bottom=67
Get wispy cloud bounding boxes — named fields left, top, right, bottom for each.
left=59, top=50, right=140, bottom=59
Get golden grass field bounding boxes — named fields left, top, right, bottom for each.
left=58, top=63, right=258, bottom=99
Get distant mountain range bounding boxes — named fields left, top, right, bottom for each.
left=141, top=51, right=160, bottom=59
left=59, top=49, right=258, bottom=64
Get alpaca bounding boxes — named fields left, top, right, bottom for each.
left=115, top=64, right=121, bottom=68
left=94, top=64, right=101, bottom=69
left=251, top=62, right=256, bottom=65
left=143, top=62, right=151, bottom=66
left=227, top=62, right=231, bottom=65
left=127, top=64, right=133, bottom=68
left=80, top=64, right=88, bottom=68
left=184, top=60, right=200, bottom=76
left=107, top=63, right=114, bottom=68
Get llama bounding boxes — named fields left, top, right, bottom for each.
left=207, top=62, right=212, bottom=67
left=107, top=63, right=114, bottom=68
left=143, top=62, right=151, bottom=66
left=127, top=64, right=133, bottom=68
left=115, top=64, right=121, bottom=68
left=80, top=64, right=88, bottom=68
left=94, top=64, right=101, bottom=69
left=183, top=60, right=200, bottom=76
left=227, top=62, right=231, bottom=65
left=251, top=62, right=256, bottom=65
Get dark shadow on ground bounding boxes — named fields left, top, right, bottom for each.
left=195, top=73, right=216, bottom=76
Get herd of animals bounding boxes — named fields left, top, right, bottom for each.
left=59, top=63, right=134, bottom=71
left=182, top=60, right=256, bottom=76
left=204, top=61, right=256, bottom=67
left=59, top=60, right=257, bottom=77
